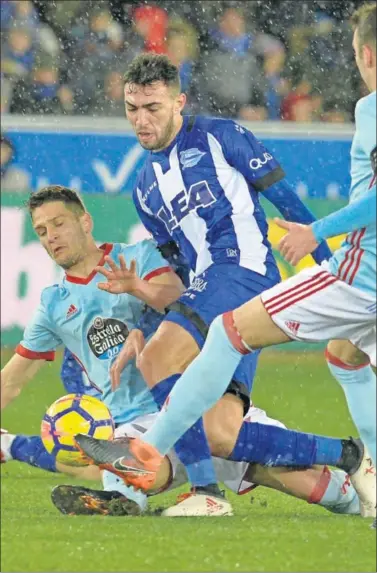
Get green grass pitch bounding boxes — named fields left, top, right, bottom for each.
left=1, top=350, right=376, bottom=572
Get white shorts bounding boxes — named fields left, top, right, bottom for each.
left=260, top=263, right=376, bottom=367
left=115, top=406, right=286, bottom=496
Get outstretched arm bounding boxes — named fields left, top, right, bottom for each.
left=276, top=186, right=376, bottom=266
left=311, top=187, right=376, bottom=242
left=1, top=354, right=44, bottom=409
left=262, top=179, right=332, bottom=264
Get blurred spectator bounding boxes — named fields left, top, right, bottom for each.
left=1, top=134, right=30, bottom=193
left=9, top=51, right=73, bottom=115
left=67, top=5, right=127, bottom=114
left=132, top=4, right=169, bottom=54
left=89, top=70, right=125, bottom=116
left=1, top=0, right=363, bottom=123
left=1, top=24, right=35, bottom=80
left=1, top=1, right=40, bottom=33
left=281, top=76, right=314, bottom=122
left=1, top=1, right=60, bottom=56
left=166, top=20, right=199, bottom=94
left=199, top=7, right=268, bottom=119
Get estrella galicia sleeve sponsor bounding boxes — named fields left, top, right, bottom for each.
left=219, top=121, right=285, bottom=191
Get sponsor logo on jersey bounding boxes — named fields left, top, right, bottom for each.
left=87, top=317, right=129, bottom=360
left=180, top=148, right=206, bottom=170
left=249, top=152, right=273, bottom=170
left=226, top=248, right=238, bottom=258
left=190, top=277, right=208, bottom=293
left=66, top=304, right=78, bottom=320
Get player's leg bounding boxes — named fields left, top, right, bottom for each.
left=326, top=339, right=376, bottom=464
left=76, top=266, right=376, bottom=516
left=133, top=264, right=276, bottom=501
left=137, top=318, right=360, bottom=472
left=136, top=319, right=227, bottom=505
left=209, top=404, right=362, bottom=517
left=245, top=465, right=362, bottom=516
left=1, top=431, right=58, bottom=473
left=0, top=428, right=104, bottom=480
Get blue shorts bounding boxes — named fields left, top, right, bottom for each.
left=165, top=263, right=280, bottom=395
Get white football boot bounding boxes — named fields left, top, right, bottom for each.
left=162, top=490, right=233, bottom=517
left=1, top=429, right=14, bottom=463
left=349, top=447, right=376, bottom=518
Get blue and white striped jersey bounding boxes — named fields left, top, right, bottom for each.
left=133, top=116, right=285, bottom=279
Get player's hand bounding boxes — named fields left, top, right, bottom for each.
left=275, top=218, right=319, bottom=266
left=96, top=255, right=139, bottom=294
left=110, top=329, right=146, bottom=391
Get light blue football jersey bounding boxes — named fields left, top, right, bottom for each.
left=329, top=91, right=376, bottom=297
left=16, top=240, right=170, bottom=424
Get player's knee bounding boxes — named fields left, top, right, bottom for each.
left=204, top=394, right=244, bottom=457
left=326, top=340, right=370, bottom=368
left=138, top=323, right=199, bottom=386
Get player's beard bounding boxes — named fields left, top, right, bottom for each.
left=49, top=243, right=86, bottom=270
left=58, top=251, right=85, bottom=270
left=139, top=113, right=176, bottom=152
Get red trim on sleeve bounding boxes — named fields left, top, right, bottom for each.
left=16, top=344, right=55, bottom=362
left=65, top=243, right=113, bottom=285
left=143, top=266, right=172, bottom=282
left=325, top=348, right=370, bottom=370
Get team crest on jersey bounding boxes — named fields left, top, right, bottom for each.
left=180, top=148, right=206, bottom=170
left=87, top=316, right=129, bottom=360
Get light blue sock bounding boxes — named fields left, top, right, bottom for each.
left=102, top=470, right=148, bottom=512
left=326, top=354, right=376, bottom=464
left=150, top=375, right=219, bottom=487
left=143, top=314, right=244, bottom=454
left=314, top=468, right=360, bottom=515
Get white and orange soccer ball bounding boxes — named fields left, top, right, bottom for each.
left=41, top=394, right=114, bottom=466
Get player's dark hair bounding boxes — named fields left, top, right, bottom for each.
left=26, top=185, right=86, bottom=217
left=124, top=53, right=181, bottom=94
left=351, top=2, right=376, bottom=50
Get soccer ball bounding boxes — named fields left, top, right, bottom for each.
left=41, top=394, right=114, bottom=467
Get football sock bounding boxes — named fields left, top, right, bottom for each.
left=228, top=421, right=343, bottom=467
left=310, top=467, right=360, bottom=515
left=143, top=315, right=242, bottom=455
left=10, top=435, right=57, bottom=473
left=102, top=470, right=148, bottom=511
left=326, top=351, right=376, bottom=464
left=149, top=375, right=219, bottom=489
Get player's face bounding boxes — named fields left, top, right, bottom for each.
left=32, top=201, right=90, bottom=269
left=124, top=81, right=186, bottom=151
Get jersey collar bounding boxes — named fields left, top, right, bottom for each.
left=65, top=243, right=113, bottom=285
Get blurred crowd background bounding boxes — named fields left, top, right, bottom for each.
left=1, top=0, right=367, bottom=123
